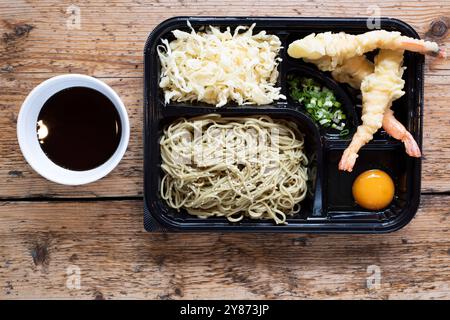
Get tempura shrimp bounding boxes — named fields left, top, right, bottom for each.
left=331, top=55, right=374, bottom=89
left=338, top=49, right=405, bottom=172
left=288, top=30, right=445, bottom=71
left=331, top=55, right=421, bottom=158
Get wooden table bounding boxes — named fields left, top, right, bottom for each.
left=0, top=0, right=449, bottom=300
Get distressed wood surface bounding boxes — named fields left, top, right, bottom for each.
left=0, top=0, right=449, bottom=196
left=0, top=195, right=449, bottom=299
left=0, top=0, right=449, bottom=299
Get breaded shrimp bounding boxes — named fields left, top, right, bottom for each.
left=339, top=49, right=405, bottom=172
left=288, top=30, right=445, bottom=71
left=331, top=55, right=374, bottom=89
left=331, top=55, right=421, bottom=158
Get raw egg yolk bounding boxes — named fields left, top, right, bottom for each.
left=352, top=169, right=395, bottom=210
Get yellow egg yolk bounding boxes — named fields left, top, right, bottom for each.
left=352, top=169, right=395, bottom=210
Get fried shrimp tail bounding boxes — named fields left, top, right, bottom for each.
left=338, top=49, right=405, bottom=172
left=288, top=30, right=443, bottom=71
left=399, top=39, right=446, bottom=58
left=382, top=109, right=421, bottom=157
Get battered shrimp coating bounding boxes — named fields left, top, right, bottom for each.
left=339, top=49, right=405, bottom=172
left=331, top=55, right=374, bottom=89
left=331, top=55, right=421, bottom=159
left=288, top=30, right=444, bottom=71
left=287, top=29, right=438, bottom=170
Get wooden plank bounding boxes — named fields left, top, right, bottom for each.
left=0, top=194, right=449, bottom=299
left=0, top=0, right=448, bottom=77
left=0, top=0, right=449, bottom=302
left=0, top=73, right=449, bottom=198
left=422, top=75, right=450, bottom=192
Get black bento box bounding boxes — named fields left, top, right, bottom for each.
left=143, top=17, right=423, bottom=233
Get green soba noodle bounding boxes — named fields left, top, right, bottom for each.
left=160, top=114, right=308, bottom=224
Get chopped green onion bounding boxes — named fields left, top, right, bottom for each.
left=287, top=75, right=347, bottom=133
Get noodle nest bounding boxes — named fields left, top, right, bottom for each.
left=160, top=114, right=308, bottom=224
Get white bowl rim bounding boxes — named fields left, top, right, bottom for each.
left=17, top=74, right=130, bottom=185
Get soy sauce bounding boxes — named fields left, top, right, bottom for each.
left=37, top=87, right=122, bottom=171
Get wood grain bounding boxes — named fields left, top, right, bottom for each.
left=0, top=0, right=449, bottom=300
left=0, top=194, right=449, bottom=299
left=0, top=0, right=449, bottom=77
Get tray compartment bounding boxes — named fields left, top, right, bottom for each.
left=152, top=22, right=289, bottom=109
left=284, top=65, right=359, bottom=138
left=323, top=144, right=410, bottom=218
left=320, top=142, right=420, bottom=232
left=146, top=107, right=324, bottom=231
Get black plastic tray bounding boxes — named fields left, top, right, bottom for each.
left=143, top=16, right=423, bottom=233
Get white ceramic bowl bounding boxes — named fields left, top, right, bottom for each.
left=17, top=74, right=130, bottom=185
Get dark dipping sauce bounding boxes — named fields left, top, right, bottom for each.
left=37, top=87, right=122, bottom=171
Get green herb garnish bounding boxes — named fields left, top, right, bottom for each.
left=288, top=75, right=347, bottom=133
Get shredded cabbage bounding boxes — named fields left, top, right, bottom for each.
left=157, top=23, right=285, bottom=107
